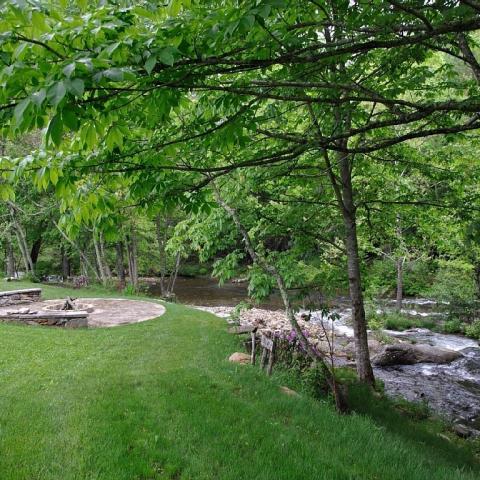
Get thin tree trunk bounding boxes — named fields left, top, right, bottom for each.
left=5, top=232, right=15, bottom=277
left=126, top=231, right=138, bottom=290
left=308, top=102, right=374, bottom=386
left=155, top=214, right=168, bottom=295
left=211, top=181, right=348, bottom=412
left=99, top=232, right=112, bottom=279
left=8, top=204, right=33, bottom=274
left=396, top=257, right=404, bottom=311
left=166, top=251, right=181, bottom=295
left=339, top=156, right=375, bottom=386
left=61, top=245, right=70, bottom=280
left=13, top=223, right=33, bottom=274
left=93, top=232, right=107, bottom=286
left=115, top=241, right=126, bottom=289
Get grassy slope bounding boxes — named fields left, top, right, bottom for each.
left=0, top=281, right=478, bottom=480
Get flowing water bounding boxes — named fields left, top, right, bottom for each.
left=148, top=277, right=480, bottom=433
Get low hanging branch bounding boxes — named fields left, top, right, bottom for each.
left=210, top=180, right=348, bottom=412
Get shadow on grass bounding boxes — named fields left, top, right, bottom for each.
left=348, top=383, right=480, bottom=472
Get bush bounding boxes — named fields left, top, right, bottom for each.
left=367, top=309, right=437, bottom=332
left=383, top=313, right=436, bottom=331
left=465, top=320, right=480, bottom=340
left=24, top=272, right=40, bottom=283
left=426, top=259, right=476, bottom=304
left=442, top=319, right=465, bottom=334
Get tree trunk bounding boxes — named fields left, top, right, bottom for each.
left=155, top=214, right=168, bottom=295
left=8, top=204, right=34, bottom=274
left=115, top=241, right=126, bottom=289
left=308, top=103, right=374, bottom=386
left=61, top=246, right=70, bottom=280
left=166, top=251, right=181, bottom=295
left=13, top=223, right=33, bottom=274
left=396, top=257, right=404, bottom=311
left=99, top=232, right=112, bottom=279
left=30, top=237, right=42, bottom=266
left=126, top=231, right=138, bottom=291
left=5, top=232, right=15, bottom=277
left=93, top=232, right=107, bottom=286
left=339, top=156, right=375, bottom=386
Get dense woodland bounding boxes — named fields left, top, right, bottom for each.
left=1, top=0, right=480, bottom=393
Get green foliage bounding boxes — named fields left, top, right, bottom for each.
left=364, top=259, right=434, bottom=299
left=367, top=309, right=437, bottom=332
left=426, top=259, right=476, bottom=304
left=442, top=319, right=465, bottom=334
left=465, top=320, right=480, bottom=340
left=426, top=260, right=480, bottom=322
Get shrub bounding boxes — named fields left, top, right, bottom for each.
left=426, top=260, right=479, bottom=323
left=465, top=320, right=480, bottom=340
left=383, top=312, right=436, bottom=331
left=367, top=309, right=437, bottom=332
left=442, top=319, right=465, bottom=334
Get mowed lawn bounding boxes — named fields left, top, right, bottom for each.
left=0, top=281, right=478, bottom=480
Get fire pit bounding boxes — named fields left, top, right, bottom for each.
left=44, top=297, right=95, bottom=313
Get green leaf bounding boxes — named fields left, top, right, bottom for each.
left=31, top=11, right=49, bottom=33
left=66, top=78, right=84, bottom=97
left=31, top=89, right=46, bottom=107
left=145, top=54, right=157, bottom=74
left=167, top=0, right=182, bottom=16
left=49, top=168, right=59, bottom=185
left=158, top=48, right=175, bottom=66
left=0, top=185, right=14, bottom=201
left=62, top=108, right=79, bottom=131
left=106, top=126, right=124, bottom=150
left=103, top=68, right=124, bottom=81
left=14, top=98, right=30, bottom=125
left=47, top=114, right=63, bottom=146
left=63, top=63, right=76, bottom=78
left=48, top=81, right=67, bottom=107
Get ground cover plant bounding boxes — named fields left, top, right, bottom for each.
left=0, top=281, right=479, bottom=480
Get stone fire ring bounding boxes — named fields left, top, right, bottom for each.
left=41, top=298, right=166, bottom=328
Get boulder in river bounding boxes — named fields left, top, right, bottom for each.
left=373, top=343, right=461, bottom=366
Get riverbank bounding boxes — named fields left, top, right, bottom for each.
left=194, top=303, right=480, bottom=436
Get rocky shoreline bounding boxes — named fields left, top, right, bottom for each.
left=194, top=304, right=480, bottom=437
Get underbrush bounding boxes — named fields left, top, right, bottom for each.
left=367, top=310, right=437, bottom=331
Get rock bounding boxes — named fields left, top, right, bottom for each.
left=373, top=343, right=461, bottom=366
left=228, top=352, right=251, bottom=365
left=280, top=386, right=300, bottom=397
left=452, top=423, right=472, bottom=438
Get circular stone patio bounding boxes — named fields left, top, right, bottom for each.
left=0, top=298, right=166, bottom=328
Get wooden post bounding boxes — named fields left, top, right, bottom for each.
left=260, top=347, right=268, bottom=369
left=250, top=331, right=256, bottom=364
left=266, top=337, right=276, bottom=376
left=260, top=334, right=276, bottom=374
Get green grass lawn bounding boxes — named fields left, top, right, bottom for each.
left=0, top=280, right=479, bottom=479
